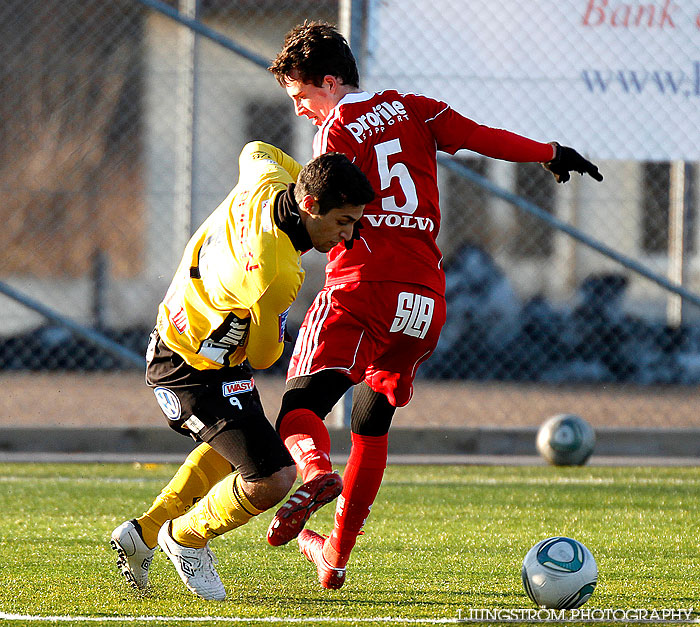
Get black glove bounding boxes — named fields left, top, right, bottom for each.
left=343, top=219, right=364, bottom=249
left=543, top=142, right=603, bottom=184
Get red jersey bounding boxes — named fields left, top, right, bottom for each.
left=313, top=90, right=554, bottom=294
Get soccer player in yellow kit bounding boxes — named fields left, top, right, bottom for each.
left=110, top=141, right=373, bottom=601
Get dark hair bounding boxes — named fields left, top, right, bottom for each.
left=269, top=21, right=360, bottom=88
left=296, top=152, right=374, bottom=214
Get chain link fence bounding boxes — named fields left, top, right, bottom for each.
left=1, top=0, right=699, bottom=429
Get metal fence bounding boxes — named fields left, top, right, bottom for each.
left=1, top=0, right=699, bottom=429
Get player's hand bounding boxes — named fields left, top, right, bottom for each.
left=543, top=142, right=603, bottom=184
left=343, top=220, right=363, bottom=249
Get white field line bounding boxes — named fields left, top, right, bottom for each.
left=1, top=613, right=698, bottom=624
left=0, top=614, right=459, bottom=624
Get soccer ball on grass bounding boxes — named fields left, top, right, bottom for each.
left=521, top=536, right=598, bottom=609
left=536, top=413, right=595, bottom=466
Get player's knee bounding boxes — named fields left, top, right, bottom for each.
left=350, top=384, right=395, bottom=436
left=243, top=465, right=297, bottom=511
left=277, top=372, right=353, bottom=427
left=278, top=387, right=325, bottom=423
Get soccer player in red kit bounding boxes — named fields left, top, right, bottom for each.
left=268, top=21, right=603, bottom=589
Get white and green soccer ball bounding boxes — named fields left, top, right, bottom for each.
left=521, top=536, right=598, bottom=609
left=536, top=414, right=596, bottom=466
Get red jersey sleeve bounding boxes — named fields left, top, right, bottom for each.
left=412, top=95, right=555, bottom=162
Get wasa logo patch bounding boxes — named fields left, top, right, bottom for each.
left=222, top=379, right=254, bottom=397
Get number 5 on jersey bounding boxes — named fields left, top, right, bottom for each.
left=390, top=291, right=434, bottom=339
left=375, top=138, right=418, bottom=214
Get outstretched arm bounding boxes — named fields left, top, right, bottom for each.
left=428, top=104, right=603, bottom=183
left=460, top=125, right=602, bottom=183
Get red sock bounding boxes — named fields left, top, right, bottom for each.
left=324, top=432, right=388, bottom=568
left=278, top=408, right=332, bottom=482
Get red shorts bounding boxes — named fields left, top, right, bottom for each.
left=288, top=281, right=446, bottom=407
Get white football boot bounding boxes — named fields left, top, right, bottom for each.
left=158, top=521, right=226, bottom=601
left=110, top=519, right=156, bottom=590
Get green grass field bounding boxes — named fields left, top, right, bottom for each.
left=0, top=463, right=698, bottom=626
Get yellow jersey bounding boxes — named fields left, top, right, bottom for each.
left=156, top=141, right=304, bottom=371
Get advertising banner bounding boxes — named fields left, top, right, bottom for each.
left=364, top=0, right=700, bottom=160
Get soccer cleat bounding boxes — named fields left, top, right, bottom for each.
left=267, top=471, right=343, bottom=547
left=110, top=519, right=156, bottom=590
left=157, top=521, right=226, bottom=601
left=297, top=529, right=346, bottom=590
